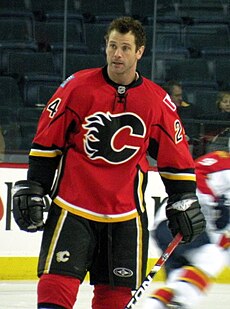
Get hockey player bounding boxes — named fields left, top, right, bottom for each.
left=143, top=144, right=230, bottom=309
left=12, top=17, right=205, bottom=309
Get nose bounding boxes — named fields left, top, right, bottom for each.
left=114, top=48, right=122, bottom=57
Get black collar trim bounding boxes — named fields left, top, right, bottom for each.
left=102, top=65, right=143, bottom=92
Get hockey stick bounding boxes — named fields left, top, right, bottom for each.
left=124, top=232, right=183, bottom=309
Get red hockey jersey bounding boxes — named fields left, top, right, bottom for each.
left=195, top=150, right=230, bottom=198
left=28, top=66, right=196, bottom=223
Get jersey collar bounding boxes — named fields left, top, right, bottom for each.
left=102, top=65, right=143, bottom=92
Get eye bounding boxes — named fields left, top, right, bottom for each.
left=122, top=46, right=130, bottom=52
left=109, top=43, right=116, bottom=49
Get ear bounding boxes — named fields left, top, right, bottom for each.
left=136, top=46, right=145, bottom=60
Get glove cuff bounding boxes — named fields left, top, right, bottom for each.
left=13, top=180, right=45, bottom=196
left=168, top=192, right=197, bottom=205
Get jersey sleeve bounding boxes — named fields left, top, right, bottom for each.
left=195, top=156, right=216, bottom=197
left=149, top=92, right=196, bottom=197
left=27, top=75, right=80, bottom=193
left=32, top=77, right=80, bottom=151
left=195, top=151, right=230, bottom=199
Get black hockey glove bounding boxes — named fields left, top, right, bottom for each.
left=166, top=193, right=206, bottom=243
left=214, top=195, right=230, bottom=230
left=12, top=180, right=45, bottom=232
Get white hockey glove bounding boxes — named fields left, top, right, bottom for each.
left=12, top=180, right=46, bottom=232
left=166, top=193, right=206, bottom=243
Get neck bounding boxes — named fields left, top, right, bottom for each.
left=107, top=68, right=138, bottom=86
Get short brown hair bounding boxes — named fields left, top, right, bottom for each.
left=105, top=16, right=146, bottom=51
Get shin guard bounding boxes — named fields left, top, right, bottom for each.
left=92, top=284, right=132, bottom=309
left=38, top=274, right=80, bottom=309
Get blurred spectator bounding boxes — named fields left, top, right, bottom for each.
left=162, top=80, right=197, bottom=117
left=162, top=80, right=200, bottom=157
left=201, top=91, right=230, bottom=148
left=216, top=91, right=230, bottom=114
left=162, top=80, right=185, bottom=107
left=0, top=127, right=5, bottom=162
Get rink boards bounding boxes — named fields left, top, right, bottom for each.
left=0, top=256, right=230, bottom=283
left=0, top=165, right=229, bottom=282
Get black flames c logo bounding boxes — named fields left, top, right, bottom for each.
left=83, top=112, right=146, bottom=164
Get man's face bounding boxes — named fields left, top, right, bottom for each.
left=170, top=85, right=183, bottom=107
left=219, top=94, right=230, bottom=113
left=106, top=30, right=144, bottom=81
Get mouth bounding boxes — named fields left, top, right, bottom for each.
left=112, top=61, right=123, bottom=67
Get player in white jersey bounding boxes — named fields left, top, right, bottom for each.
left=143, top=133, right=230, bottom=309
